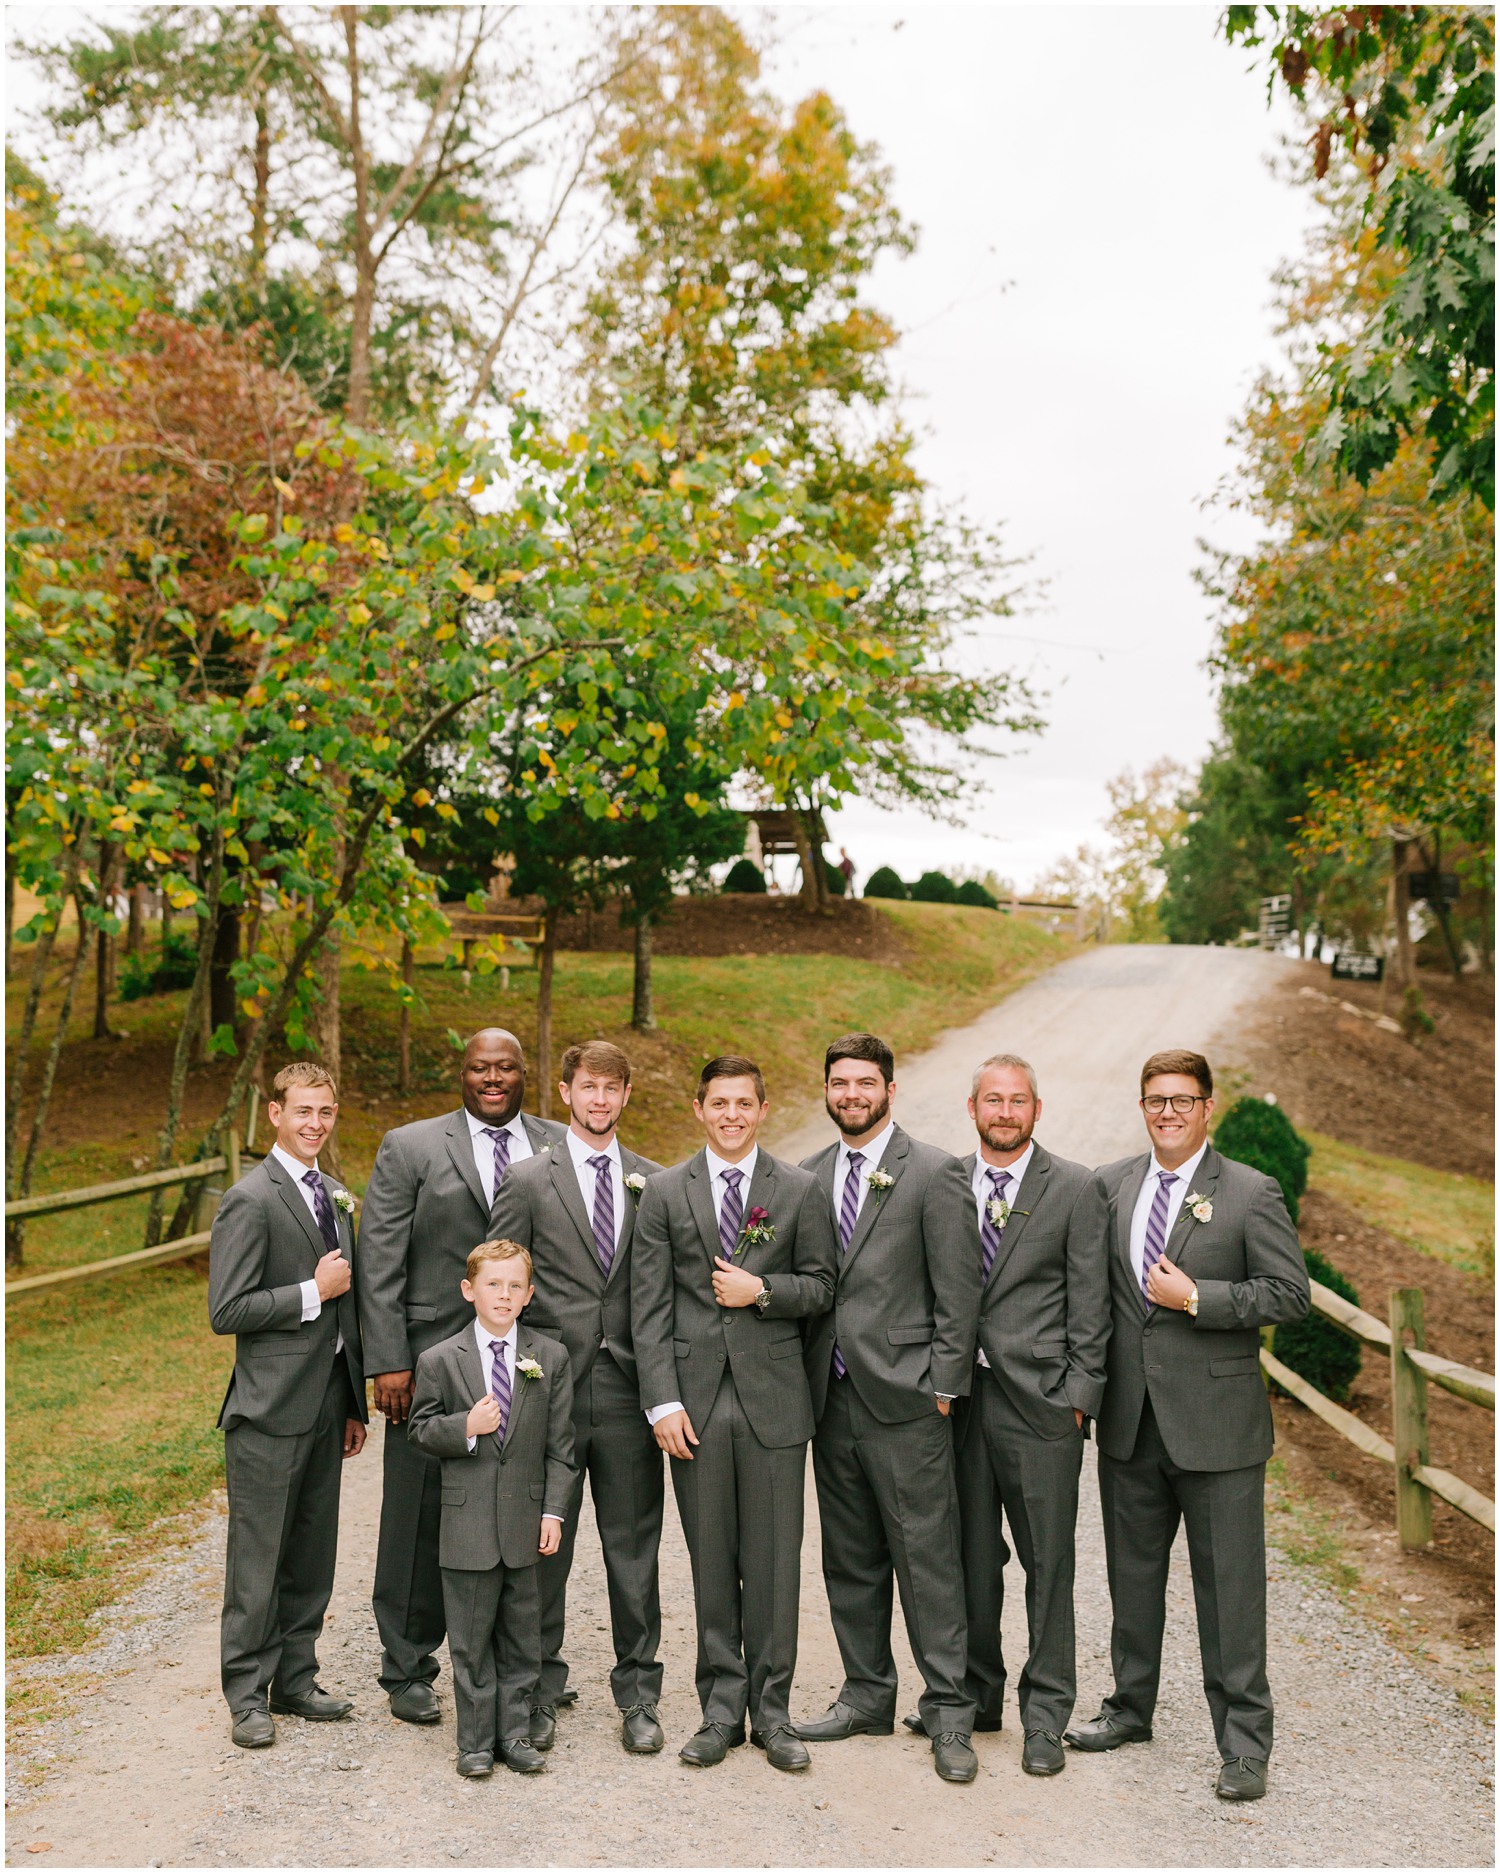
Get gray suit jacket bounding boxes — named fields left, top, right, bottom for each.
left=631, top=1148, right=837, bottom=1448
left=1095, top=1144, right=1310, bottom=1470
left=801, top=1127, right=979, bottom=1425
left=209, top=1153, right=366, bottom=1435
left=357, top=1107, right=567, bottom=1376
left=490, top=1139, right=663, bottom=1390
left=408, top=1324, right=578, bottom=1571
left=959, top=1143, right=1112, bottom=1440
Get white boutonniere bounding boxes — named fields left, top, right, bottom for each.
left=332, top=1189, right=356, bottom=1215
left=625, top=1172, right=646, bottom=1204
left=1186, top=1192, right=1213, bottom=1224
left=537, top=1144, right=551, bottom=1155
left=516, top=1355, right=544, bottom=1382
left=986, top=1196, right=1011, bottom=1230
left=867, top=1169, right=895, bottom=1203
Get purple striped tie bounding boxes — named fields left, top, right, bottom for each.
left=482, top=1126, right=512, bottom=1195
left=589, top=1154, right=616, bottom=1275
left=489, top=1338, right=513, bottom=1445
left=832, top=1152, right=865, bottom=1380
left=1140, top=1170, right=1178, bottom=1310
left=302, top=1169, right=340, bottom=1255
left=718, top=1167, right=744, bottom=1260
left=979, top=1168, right=1012, bottom=1282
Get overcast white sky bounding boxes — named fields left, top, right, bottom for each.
left=760, top=4, right=1314, bottom=890
left=7, top=4, right=1314, bottom=893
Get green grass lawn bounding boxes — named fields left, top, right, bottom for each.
left=1305, top=1130, right=1495, bottom=1279
left=6, top=901, right=1068, bottom=1682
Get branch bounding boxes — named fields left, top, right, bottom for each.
left=371, top=11, right=489, bottom=233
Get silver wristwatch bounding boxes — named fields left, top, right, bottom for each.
left=753, top=1279, right=773, bottom=1315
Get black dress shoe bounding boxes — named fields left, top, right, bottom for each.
left=1064, top=1712, right=1153, bottom=1751
left=903, top=1711, right=1001, bottom=1735
left=621, top=1704, right=665, bottom=1754
left=932, top=1732, right=978, bottom=1784
left=793, top=1700, right=894, bottom=1741
left=231, top=1708, right=275, bottom=1749
left=1022, top=1729, right=1066, bottom=1776
left=269, top=1685, right=353, bottom=1721
left=456, top=1750, right=494, bottom=1778
left=555, top=1687, right=579, bottom=1708
left=499, top=1737, right=548, bottom=1774
left=528, top=1704, right=557, bottom=1751
left=389, top=1682, right=441, bottom=1725
left=679, top=1722, right=744, bottom=1767
left=752, top=1726, right=811, bottom=1771
left=1216, top=1757, right=1268, bottom=1801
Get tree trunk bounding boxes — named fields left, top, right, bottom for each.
left=126, top=881, right=144, bottom=957
left=535, top=918, right=557, bottom=1119
left=7, top=895, right=93, bottom=1267
left=210, top=902, right=241, bottom=1039
left=342, top=9, right=374, bottom=425
left=5, top=846, right=83, bottom=1191
left=147, top=836, right=225, bottom=1245
left=632, top=913, right=655, bottom=1030
left=92, top=843, right=118, bottom=1040
left=4, top=856, right=14, bottom=980
left=788, top=809, right=819, bottom=914
left=1418, top=834, right=1464, bottom=980
left=397, top=936, right=413, bottom=1095
left=1390, top=837, right=1415, bottom=987
left=161, top=892, right=173, bottom=963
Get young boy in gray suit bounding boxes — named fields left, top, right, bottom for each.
left=408, top=1241, right=578, bottom=1779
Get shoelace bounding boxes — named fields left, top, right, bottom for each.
left=1027, top=1728, right=1063, bottom=1743
left=935, top=1732, right=972, bottom=1747
left=622, top=1703, right=658, bottom=1719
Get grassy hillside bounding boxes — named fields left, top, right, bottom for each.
left=6, top=902, right=1069, bottom=1674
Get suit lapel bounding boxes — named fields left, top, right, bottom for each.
left=1166, top=1146, right=1220, bottom=1264
left=839, top=1129, right=909, bottom=1275
left=445, top=1111, right=490, bottom=1221
left=984, top=1144, right=1049, bottom=1293
left=1114, top=1153, right=1152, bottom=1288
left=267, top=1154, right=327, bottom=1263
left=503, top=1328, right=536, bottom=1447
left=548, top=1144, right=602, bottom=1269
left=685, top=1151, right=722, bottom=1268
left=455, top=1326, right=487, bottom=1418
left=737, top=1151, right=779, bottom=1270
left=607, top=1148, right=648, bottom=1288
left=521, top=1113, right=555, bottom=1159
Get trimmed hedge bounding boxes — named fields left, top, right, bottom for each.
left=120, top=932, right=200, bottom=1001
left=1213, top=1095, right=1310, bottom=1221
left=955, top=878, right=999, bottom=909
left=824, top=859, right=847, bottom=898
left=723, top=858, right=767, bottom=894
left=863, top=865, right=908, bottom=900
left=1273, top=1246, right=1363, bottom=1404
left=910, top=869, right=960, bottom=904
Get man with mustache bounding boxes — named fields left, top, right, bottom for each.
left=794, top=1034, right=981, bottom=1784
left=358, top=1028, right=566, bottom=1724
left=947, top=1053, right=1110, bottom=1776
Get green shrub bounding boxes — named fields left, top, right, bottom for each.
left=910, top=870, right=960, bottom=904
left=824, top=859, right=847, bottom=898
left=723, top=858, right=767, bottom=894
left=863, top=866, right=908, bottom=900
left=1273, top=1246, right=1363, bottom=1403
left=955, top=878, right=998, bottom=909
left=119, top=933, right=199, bottom=1001
left=1213, top=1094, right=1311, bottom=1221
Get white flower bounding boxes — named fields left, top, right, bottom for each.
left=1186, top=1192, right=1213, bottom=1224
left=986, top=1197, right=1011, bottom=1229
left=516, top=1355, right=544, bottom=1382
left=867, top=1170, right=894, bottom=1189
left=332, top=1189, right=356, bottom=1215
left=625, top=1172, right=646, bottom=1194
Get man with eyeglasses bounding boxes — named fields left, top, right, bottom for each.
left=1067, top=1049, right=1308, bottom=1803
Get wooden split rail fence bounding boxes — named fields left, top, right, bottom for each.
left=5, top=1091, right=262, bottom=1301
left=1261, top=1278, right=1495, bottom=1543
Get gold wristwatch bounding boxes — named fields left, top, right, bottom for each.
left=1185, top=1284, right=1199, bottom=1318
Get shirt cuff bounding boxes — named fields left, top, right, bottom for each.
left=466, top=1434, right=477, bottom=1452
left=299, top=1279, right=322, bottom=1322
left=935, top=1392, right=957, bottom=1402
left=646, top=1400, right=685, bottom=1426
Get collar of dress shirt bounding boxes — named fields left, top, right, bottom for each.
left=704, top=1143, right=758, bottom=1187
left=1150, top=1139, right=1208, bottom=1189
left=838, top=1120, right=895, bottom=1178
left=465, top=1107, right=523, bottom=1143
left=272, top=1142, right=321, bottom=1186
left=474, top=1317, right=518, bottom=1362
left=975, top=1138, right=1034, bottom=1195
left=566, top=1127, right=621, bottom=1171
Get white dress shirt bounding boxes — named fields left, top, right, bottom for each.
left=834, top=1121, right=895, bottom=1226
left=465, top=1107, right=535, bottom=1209
left=971, top=1140, right=1035, bottom=1368
left=645, top=1145, right=760, bottom=1427
left=278, top=1143, right=345, bottom=1353
left=565, top=1127, right=625, bottom=1253
left=1128, top=1140, right=1209, bottom=1288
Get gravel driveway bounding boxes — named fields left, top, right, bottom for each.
left=8, top=946, right=1494, bottom=1866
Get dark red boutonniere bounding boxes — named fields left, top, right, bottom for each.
left=737, top=1206, right=775, bottom=1255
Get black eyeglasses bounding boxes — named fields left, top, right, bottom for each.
left=1140, top=1094, right=1208, bottom=1115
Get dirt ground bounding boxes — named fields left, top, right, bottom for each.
left=548, top=893, right=913, bottom=961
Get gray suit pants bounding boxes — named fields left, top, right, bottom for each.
left=441, top=1562, right=542, bottom=1755
left=957, top=1366, right=1083, bottom=1734
left=1098, top=1397, right=1272, bottom=1761
left=813, top=1377, right=974, bottom=1734
left=372, top=1411, right=447, bottom=1692
left=536, top=1350, right=665, bottom=1710
left=670, top=1372, right=805, bottom=1733
left=221, top=1362, right=351, bottom=1714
